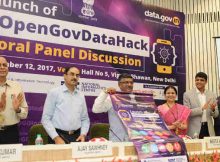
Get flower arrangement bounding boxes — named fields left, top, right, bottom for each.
left=189, top=151, right=220, bottom=162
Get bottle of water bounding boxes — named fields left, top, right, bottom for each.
left=192, top=132, right=199, bottom=139
left=35, top=134, right=43, bottom=145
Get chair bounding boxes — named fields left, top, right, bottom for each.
left=28, top=124, right=48, bottom=145
left=90, top=123, right=110, bottom=140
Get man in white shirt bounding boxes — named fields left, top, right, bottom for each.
left=92, top=73, right=133, bottom=142
left=0, top=56, right=28, bottom=144
left=183, top=72, right=219, bottom=138
left=42, top=66, right=90, bottom=144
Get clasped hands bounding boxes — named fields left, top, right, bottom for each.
left=170, top=120, right=187, bottom=130
left=0, top=92, right=6, bottom=112
left=0, top=92, right=23, bottom=113
left=202, top=99, right=217, bottom=111
left=54, top=134, right=86, bottom=144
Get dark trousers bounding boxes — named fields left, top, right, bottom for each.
left=199, top=122, right=209, bottom=139
left=214, top=117, right=220, bottom=136
left=214, top=125, right=220, bottom=136
left=48, top=128, right=80, bottom=144
left=0, top=124, right=19, bottom=144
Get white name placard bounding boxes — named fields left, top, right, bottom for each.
left=205, top=137, right=220, bottom=149
left=71, top=142, right=112, bottom=158
left=0, top=144, right=22, bottom=162
left=141, top=155, right=188, bottom=162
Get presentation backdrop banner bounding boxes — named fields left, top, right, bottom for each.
left=0, top=0, right=185, bottom=143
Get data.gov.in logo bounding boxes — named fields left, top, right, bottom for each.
left=81, top=0, right=95, bottom=17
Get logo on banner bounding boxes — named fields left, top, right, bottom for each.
left=118, top=109, right=131, bottom=121
left=173, top=17, right=180, bottom=26
left=144, top=10, right=180, bottom=26
left=151, top=39, right=177, bottom=74
left=81, top=0, right=95, bottom=17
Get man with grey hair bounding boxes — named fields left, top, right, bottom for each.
left=42, top=66, right=90, bottom=144
left=0, top=56, right=28, bottom=144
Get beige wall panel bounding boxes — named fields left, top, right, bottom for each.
left=205, top=22, right=213, bottom=87
left=186, top=23, right=193, bottom=89
left=210, top=23, right=218, bottom=90
left=197, top=23, right=204, bottom=72
left=190, top=24, right=198, bottom=86
left=184, top=24, right=190, bottom=90
left=202, top=22, right=208, bottom=72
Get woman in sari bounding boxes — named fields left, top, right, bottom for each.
left=158, top=86, right=191, bottom=136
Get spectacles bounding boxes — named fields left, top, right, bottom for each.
left=66, top=72, right=80, bottom=77
left=119, top=81, right=134, bottom=84
left=0, top=63, right=8, bottom=68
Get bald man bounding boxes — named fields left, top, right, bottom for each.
left=0, top=56, right=28, bottom=144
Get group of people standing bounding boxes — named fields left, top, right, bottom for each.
left=158, top=72, right=219, bottom=139
left=0, top=55, right=220, bottom=144
left=93, top=71, right=220, bottom=141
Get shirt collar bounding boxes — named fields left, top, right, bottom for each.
left=62, top=84, right=78, bottom=94
left=196, top=88, right=206, bottom=94
left=0, top=80, right=11, bottom=87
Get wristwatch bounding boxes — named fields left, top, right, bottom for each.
left=16, top=107, right=21, bottom=113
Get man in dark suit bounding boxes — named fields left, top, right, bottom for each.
left=183, top=72, right=219, bottom=138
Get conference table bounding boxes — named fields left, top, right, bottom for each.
left=1, top=138, right=220, bottom=162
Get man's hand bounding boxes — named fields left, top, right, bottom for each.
left=76, top=134, right=86, bottom=142
left=54, top=136, right=65, bottom=144
left=202, top=99, right=211, bottom=110
left=210, top=101, right=217, bottom=111
left=12, top=93, right=23, bottom=113
left=202, top=99, right=217, bottom=111
left=104, top=88, right=116, bottom=95
left=0, top=92, right=6, bottom=112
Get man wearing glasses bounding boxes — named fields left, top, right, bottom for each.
left=42, top=66, right=90, bottom=144
left=0, top=56, right=28, bottom=144
left=92, top=73, right=134, bottom=142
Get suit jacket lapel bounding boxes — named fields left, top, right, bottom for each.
left=205, top=90, right=211, bottom=99
left=193, top=88, right=201, bottom=107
